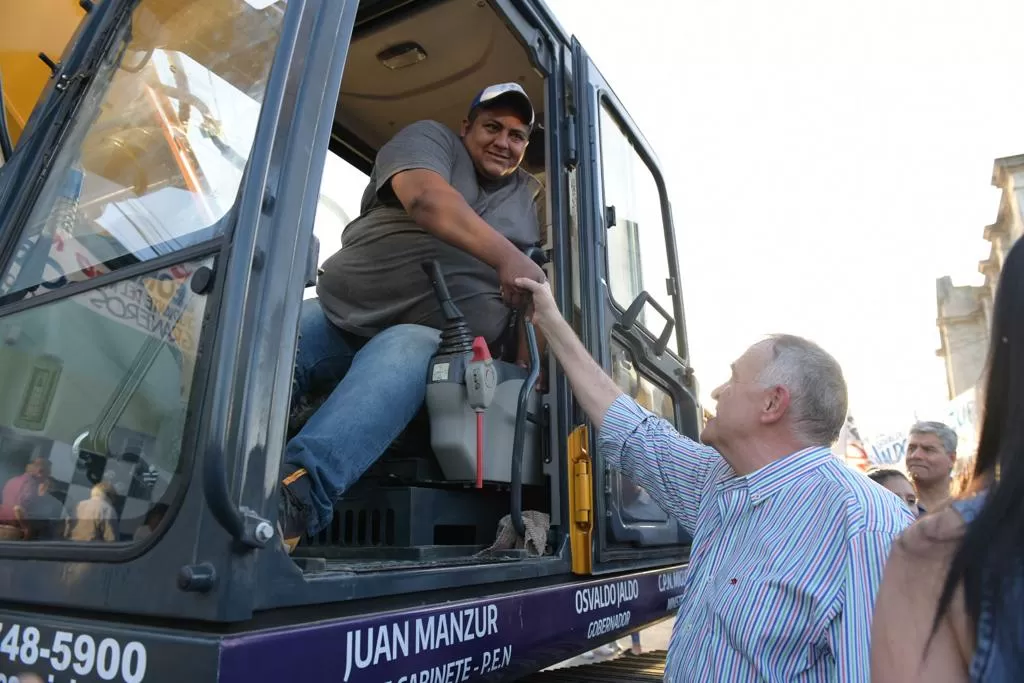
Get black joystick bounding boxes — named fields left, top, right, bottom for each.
left=422, top=260, right=475, bottom=355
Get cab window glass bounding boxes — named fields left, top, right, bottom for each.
left=0, top=258, right=212, bottom=543
left=598, top=102, right=675, bottom=346
left=611, top=342, right=676, bottom=423
left=609, top=341, right=676, bottom=524
left=0, top=0, right=284, bottom=305
left=0, top=0, right=287, bottom=546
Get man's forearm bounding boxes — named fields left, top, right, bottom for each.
left=535, top=311, right=622, bottom=427
left=409, top=186, right=522, bottom=269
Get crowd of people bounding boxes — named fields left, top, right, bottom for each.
left=867, top=418, right=963, bottom=518
left=0, top=464, right=168, bottom=543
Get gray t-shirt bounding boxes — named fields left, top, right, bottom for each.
left=317, top=120, right=542, bottom=344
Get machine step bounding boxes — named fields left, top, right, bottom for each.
left=520, top=650, right=668, bottom=682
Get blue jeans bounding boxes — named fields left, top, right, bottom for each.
left=285, top=299, right=440, bottom=536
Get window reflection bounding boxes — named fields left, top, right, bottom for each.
left=0, top=258, right=213, bottom=543
left=611, top=343, right=675, bottom=422
left=0, top=0, right=283, bottom=305
left=609, top=342, right=675, bottom=524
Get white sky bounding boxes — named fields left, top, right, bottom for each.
left=544, top=0, right=1024, bottom=435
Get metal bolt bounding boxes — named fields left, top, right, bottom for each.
left=37, top=52, right=59, bottom=76
left=254, top=521, right=274, bottom=543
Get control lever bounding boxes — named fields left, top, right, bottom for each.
left=422, top=259, right=474, bottom=354
left=465, top=337, right=497, bottom=489
left=510, top=319, right=540, bottom=540
left=510, top=245, right=546, bottom=539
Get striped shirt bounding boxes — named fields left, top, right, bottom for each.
left=598, top=395, right=914, bottom=682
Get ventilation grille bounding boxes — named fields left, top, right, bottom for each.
left=307, top=507, right=397, bottom=547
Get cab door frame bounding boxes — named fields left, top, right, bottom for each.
left=0, top=0, right=361, bottom=624
left=571, top=38, right=701, bottom=575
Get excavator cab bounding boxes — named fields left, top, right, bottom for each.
left=0, top=0, right=700, bottom=657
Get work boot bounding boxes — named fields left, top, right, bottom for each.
left=277, top=465, right=313, bottom=554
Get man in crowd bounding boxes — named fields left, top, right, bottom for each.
left=905, top=420, right=958, bottom=515
left=277, top=83, right=545, bottom=552
left=0, top=457, right=51, bottom=540
left=866, top=467, right=919, bottom=514
left=515, top=277, right=914, bottom=680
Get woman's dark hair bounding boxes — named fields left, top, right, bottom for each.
left=866, top=467, right=910, bottom=488
left=931, top=237, right=1024, bottom=670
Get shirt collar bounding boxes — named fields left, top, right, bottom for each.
left=716, top=446, right=835, bottom=506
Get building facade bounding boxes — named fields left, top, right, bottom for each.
left=935, top=154, right=1024, bottom=399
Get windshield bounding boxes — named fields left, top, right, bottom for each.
left=0, top=0, right=284, bottom=304
left=0, top=0, right=286, bottom=546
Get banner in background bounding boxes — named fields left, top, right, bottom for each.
left=833, top=415, right=872, bottom=472
left=843, top=387, right=979, bottom=473
left=943, top=387, right=979, bottom=459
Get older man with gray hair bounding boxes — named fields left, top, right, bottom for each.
left=514, top=277, right=913, bottom=682
left=905, top=420, right=957, bottom=515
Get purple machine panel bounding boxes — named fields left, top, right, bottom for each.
left=221, top=564, right=689, bottom=682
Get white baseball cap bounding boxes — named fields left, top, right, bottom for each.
left=469, top=82, right=535, bottom=127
